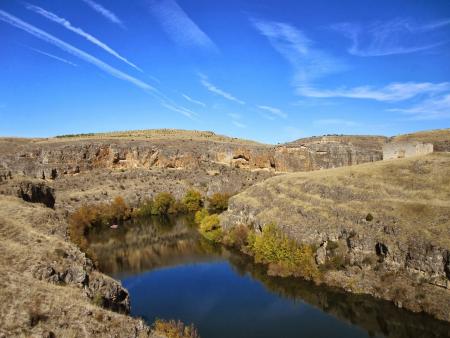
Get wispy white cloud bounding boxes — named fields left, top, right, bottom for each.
left=161, top=102, right=197, bottom=118
left=227, top=112, right=241, bottom=120
left=257, top=105, right=287, bottom=118
left=314, top=118, right=359, bottom=126
left=199, top=74, right=245, bottom=104
left=389, top=93, right=450, bottom=120
left=1, top=10, right=195, bottom=120
left=182, top=93, right=205, bottom=106
left=26, top=46, right=77, bottom=66
left=26, top=4, right=140, bottom=71
left=81, top=0, right=124, bottom=28
left=232, top=120, right=246, bottom=128
left=332, top=18, right=450, bottom=56
left=298, top=82, right=450, bottom=102
left=251, top=18, right=345, bottom=83
left=0, top=10, right=152, bottom=93
left=227, top=113, right=245, bottom=128
left=148, top=0, right=216, bottom=51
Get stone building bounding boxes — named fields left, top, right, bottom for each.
left=383, top=141, right=433, bottom=160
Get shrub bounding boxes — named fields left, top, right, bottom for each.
left=194, top=209, right=209, bottom=224
left=366, top=213, right=374, bottom=222
left=169, top=200, right=188, bottom=214
left=68, top=197, right=130, bottom=254
left=194, top=209, right=222, bottom=241
left=362, top=254, right=378, bottom=266
left=248, top=223, right=319, bottom=280
left=152, top=192, right=176, bottom=215
left=110, top=196, right=129, bottom=220
left=199, top=214, right=222, bottom=241
left=182, top=190, right=203, bottom=212
left=153, top=319, right=199, bottom=338
left=133, top=198, right=154, bottom=217
left=222, top=224, right=249, bottom=249
left=322, top=254, right=346, bottom=271
left=92, top=292, right=104, bottom=307
left=207, top=193, right=230, bottom=213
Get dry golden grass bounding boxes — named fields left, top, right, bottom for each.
left=50, top=128, right=265, bottom=146
left=391, top=128, right=450, bottom=144
left=228, top=153, right=450, bottom=248
left=0, top=195, right=158, bottom=337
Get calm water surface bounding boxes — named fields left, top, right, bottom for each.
left=88, top=215, right=450, bottom=338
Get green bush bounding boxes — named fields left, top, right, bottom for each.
left=207, top=193, right=230, bottom=213
left=182, top=190, right=203, bottom=212
left=366, top=213, right=374, bottom=221
left=194, top=209, right=222, bottom=241
left=133, top=198, right=154, bottom=217
left=194, top=209, right=209, bottom=224
left=152, top=192, right=176, bottom=215
left=169, top=200, right=188, bottom=214
left=247, top=223, right=319, bottom=280
left=199, top=214, right=222, bottom=241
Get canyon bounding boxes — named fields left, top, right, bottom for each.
left=0, top=128, right=449, bottom=337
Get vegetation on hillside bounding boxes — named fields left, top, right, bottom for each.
left=207, top=192, right=230, bottom=213
left=69, top=190, right=209, bottom=254
left=182, top=190, right=203, bottom=212
left=194, top=209, right=222, bottom=241
left=68, top=196, right=131, bottom=254
left=194, top=194, right=319, bottom=280
left=55, top=133, right=95, bottom=138
left=54, top=128, right=264, bottom=145
left=153, top=319, right=199, bottom=338
left=222, top=223, right=319, bottom=280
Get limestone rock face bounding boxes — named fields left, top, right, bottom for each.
left=15, top=180, right=55, bottom=208
left=0, top=135, right=386, bottom=179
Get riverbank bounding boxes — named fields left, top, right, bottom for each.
left=220, top=153, right=450, bottom=322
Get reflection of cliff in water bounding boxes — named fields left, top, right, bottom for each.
left=227, top=254, right=450, bottom=338
left=89, top=216, right=450, bottom=338
left=87, top=215, right=223, bottom=277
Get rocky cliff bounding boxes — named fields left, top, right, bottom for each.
left=221, top=153, right=450, bottom=322
left=0, top=132, right=386, bottom=180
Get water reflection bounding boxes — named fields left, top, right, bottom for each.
left=88, top=216, right=450, bottom=338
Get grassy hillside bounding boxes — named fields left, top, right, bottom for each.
left=391, top=128, right=450, bottom=151
left=53, top=128, right=265, bottom=146
left=286, top=135, right=387, bottom=149
left=225, top=153, right=450, bottom=248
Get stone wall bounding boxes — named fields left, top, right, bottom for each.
left=383, top=142, right=433, bottom=160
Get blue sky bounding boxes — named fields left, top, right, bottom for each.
left=0, top=0, right=449, bottom=143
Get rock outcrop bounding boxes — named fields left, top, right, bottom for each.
left=0, top=194, right=154, bottom=337
left=16, top=180, right=56, bottom=208
left=0, top=133, right=387, bottom=179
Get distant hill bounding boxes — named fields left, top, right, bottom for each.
left=390, top=128, right=450, bottom=152
left=53, top=128, right=265, bottom=146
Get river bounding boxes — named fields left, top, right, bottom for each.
left=87, top=215, right=450, bottom=338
